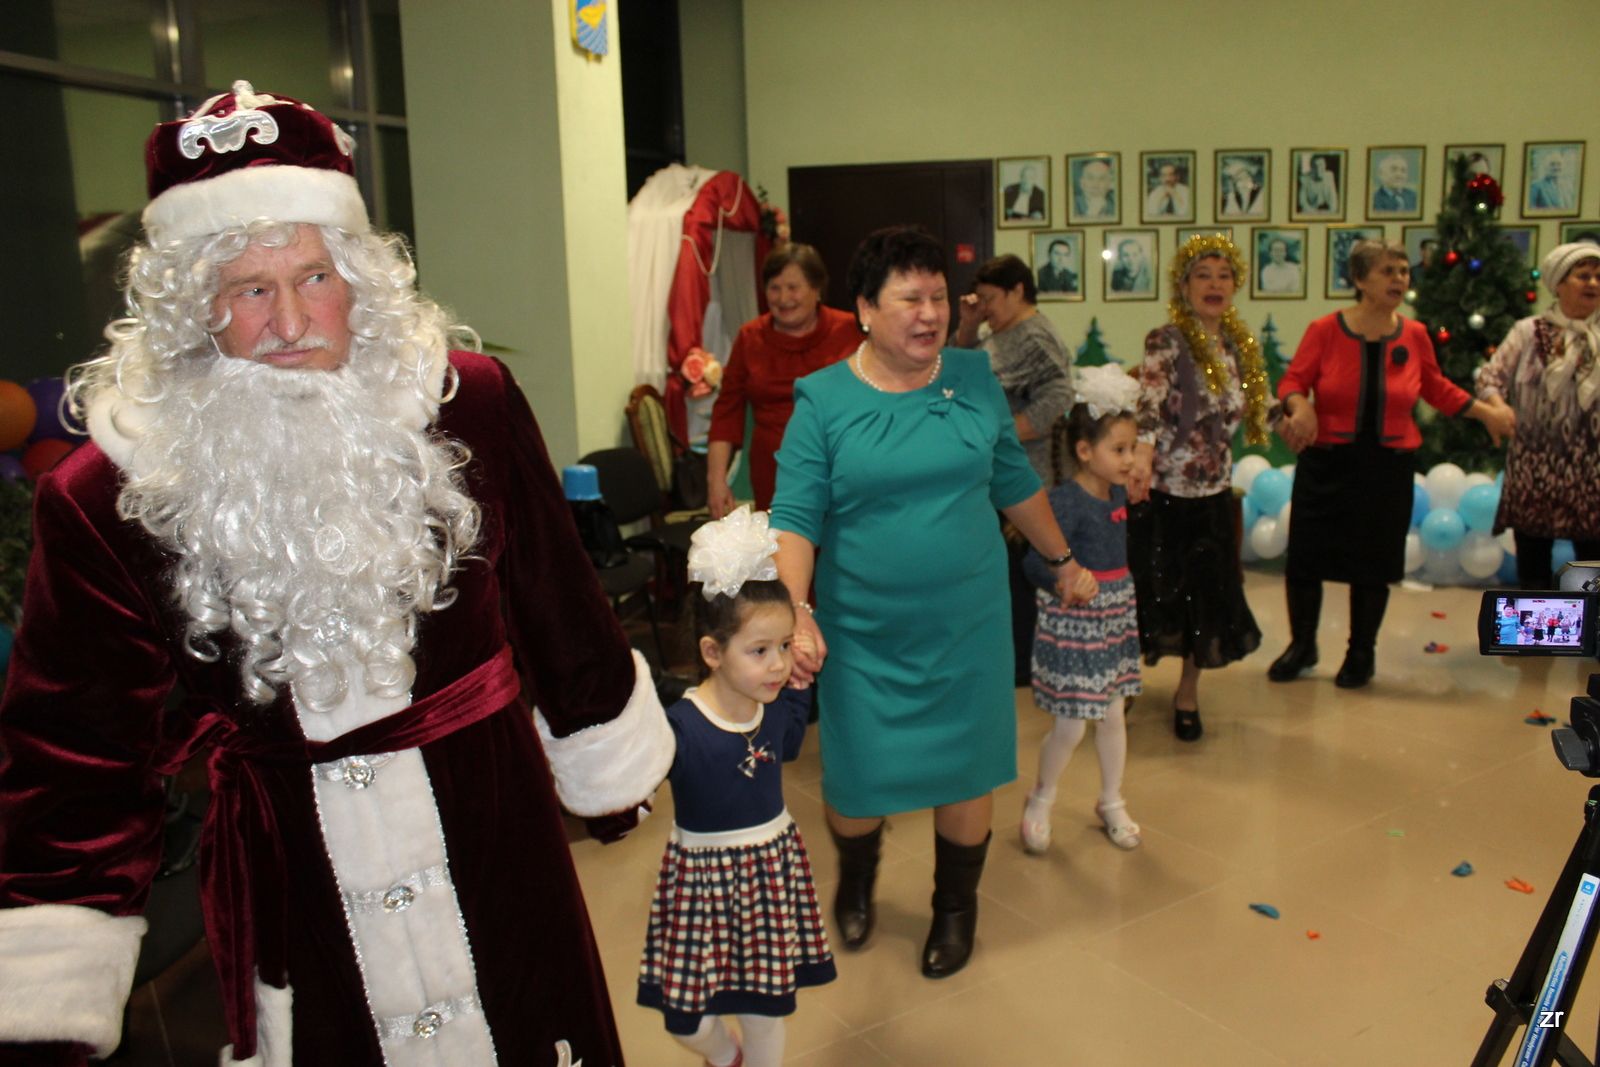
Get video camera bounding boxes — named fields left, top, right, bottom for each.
left=1478, top=564, right=1600, bottom=776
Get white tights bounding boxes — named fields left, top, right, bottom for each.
left=673, top=1014, right=786, bottom=1066
left=1032, top=695, right=1127, bottom=807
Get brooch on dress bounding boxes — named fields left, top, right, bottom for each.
left=1392, top=345, right=1409, bottom=366
left=738, top=727, right=775, bottom=778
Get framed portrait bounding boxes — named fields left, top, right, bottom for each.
left=1501, top=225, right=1540, bottom=266
left=1560, top=221, right=1600, bottom=247
left=1289, top=148, right=1346, bottom=222
left=1523, top=142, right=1586, bottom=218
left=1103, top=229, right=1158, bottom=302
left=1215, top=149, right=1270, bottom=222
left=1139, top=150, right=1195, bottom=223
left=1250, top=227, right=1308, bottom=299
left=1326, top=225, right=1384, bottom=298
left=1443, top=144, right=1505, bottom=205
left=1177, top=226, right=1232, bottom=246
left=996, top=155, right=1051, bottom=229
left=1402, top=225, right=1440, bottom=279
left=1367, top=146, right=1425, bottom=220
left=1067, top=152, right=1121, bottom=225
left=1029, top=230, right=1086, bottom=302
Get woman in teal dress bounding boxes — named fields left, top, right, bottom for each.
left=770, top=226, right=1094, bottom=980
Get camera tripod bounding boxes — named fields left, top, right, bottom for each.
left=1472, top=784, right=1600, bottom=1067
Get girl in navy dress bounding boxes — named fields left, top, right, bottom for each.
left=637, top=507, right=835, bottom=1066
left=1021, top=365, right=1146, bottom=853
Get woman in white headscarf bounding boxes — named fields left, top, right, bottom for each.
left=1477, top=242, right=1600, bottom=587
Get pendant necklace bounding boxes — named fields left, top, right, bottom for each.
left=737, top=722, right=775, bottom=779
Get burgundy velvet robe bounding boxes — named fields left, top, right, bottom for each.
left=0, top=353, right=646, bottom=1065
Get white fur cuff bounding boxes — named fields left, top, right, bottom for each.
left=220, top=978, right=293, bottom=1067
left=0, top=904, right=147, bottom=1056
left=535, top=650, right=674, bottom=817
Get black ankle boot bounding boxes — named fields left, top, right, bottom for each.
left=921, top=832, right=990, bottom=979
left=1268, top=579, right=1322, bottom=682
left=1335, top=583, right=1388, bottom=689
left=830, top=823, right=883, bottom=950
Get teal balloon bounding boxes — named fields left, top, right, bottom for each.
left=1458, top=484, right=1500, bottom=533
left=0, top=622, right=10, bottom=674
left=1248, top=469, right=1291, bottom=516
left=1498, top=551, right=1520, bottom=584
left=1495, top=470, right=1504, bottom=489
left=1411, top=484, right=1430, bottom=527
left=1554, top=539, right=1577, bottom=572
left=1420, top=508, right=1466, bottom=551
left=1242, top=497, right=1260, bottom=528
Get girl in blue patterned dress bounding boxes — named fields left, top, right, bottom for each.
left=1021, top=365, right=1145, bottom=853
left=637, top=507, right=834, bottom=1067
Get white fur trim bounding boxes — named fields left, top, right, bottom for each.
left=0, top=904, right=147, bottom=1056
left=142, top=165, right=369, bottom=245
left=219, top=978, right=293, bottom=1066
left=535, top=650, right=674, bottom=817
left=85, top=385, right=156, bottom=471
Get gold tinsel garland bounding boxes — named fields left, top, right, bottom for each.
left=1166, top=233, right=1271, bottom=446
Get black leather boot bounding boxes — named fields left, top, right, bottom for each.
left=1335, top=583, right=1389, bottom=689
left=921, top=832, right=990, bottom=979
left=1268, top=578, right=1322, bottom=681
left=830, top=823, right=883, bottom=950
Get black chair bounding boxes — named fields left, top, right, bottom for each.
left=574, top=449, right=670, bottom=662
left=580, top=448, right=706, bottom=601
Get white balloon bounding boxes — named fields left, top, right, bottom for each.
left=1414, top=472, right=1427, bottom=486
left=1421, top=544, right=1465, bottom=586
left=1459, top=531, right=1505, bottom=579
left=1497, top=529, right=1516, bottom=554
left=1239, top=531, right=1261, bottom=563
left=1424, top=463, right=1469, bottom=512
left=1277, top=501, right=1292, bottom=524
left=1462, top=472, right=1494, bottom=491
left=1250, top=516, right=1287, bottom=559
left=1234, top=455, right=1270, bottom=493
left=1404, top=530, right=1425, bottom=573
left=1280, top=464, right=1295, bottom=480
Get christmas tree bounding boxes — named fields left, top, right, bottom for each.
left=1412, top=154, right=1535, bottom=472
left=1076, top=318, right=1113, bottom=367
left=1231, top=316, right=1295, bottom=466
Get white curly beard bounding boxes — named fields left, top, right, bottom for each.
left=118, top=353, right=478, bottom=714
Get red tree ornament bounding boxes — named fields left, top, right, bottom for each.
left=1466, top=173, right=1506, bottom=210
left=1443, top=250, right=1460, bottom=267
left=1436, top=326, right=1452, bottom=344
left=1526, top=290, right=1539, bottom=303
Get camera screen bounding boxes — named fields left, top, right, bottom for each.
left=1479, top=592, right=1597, bottom=656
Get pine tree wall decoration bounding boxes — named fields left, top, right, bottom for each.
left=1076, top=317, right=1113, bottom=367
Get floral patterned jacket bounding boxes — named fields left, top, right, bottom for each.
left=1136, top=323, right=1243, bottom=498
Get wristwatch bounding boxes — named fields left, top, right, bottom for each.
left=1044, top=551, right=1073, bottom=568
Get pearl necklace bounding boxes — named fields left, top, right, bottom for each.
left=854, top=343, right=942, bottom=392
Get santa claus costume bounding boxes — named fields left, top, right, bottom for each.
left=0, top=82, right=672, bottom=1067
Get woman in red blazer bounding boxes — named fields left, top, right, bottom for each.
left=1270, top=240, right=1513, bottom=687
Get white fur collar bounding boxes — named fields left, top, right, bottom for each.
left=85, top=349, right=452, bottom=472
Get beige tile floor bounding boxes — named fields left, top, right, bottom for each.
left=575, top=570, right=1600, bottom=1066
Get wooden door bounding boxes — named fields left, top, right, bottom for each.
left=788, top=160, right=993, bottom=315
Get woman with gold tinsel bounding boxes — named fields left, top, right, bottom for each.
left=1127, top=234, right=1267, bottom=742
left=1270, top=239, right=1513, bottom=688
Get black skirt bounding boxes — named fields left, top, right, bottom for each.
left=1127, top=489, right=1261, bottom=669
left=1285, top=443, right=1413, bottom=585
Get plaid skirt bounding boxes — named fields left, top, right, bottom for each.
left=637, top=811, right=836, bottom=1034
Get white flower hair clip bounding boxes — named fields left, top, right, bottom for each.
left=688, top=505, right=780, bottom=599
left=1074, top=364, right=1141, bottom=420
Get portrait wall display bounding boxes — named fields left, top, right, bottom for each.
left=1103, top=229, right=1158, bottom=302
left=1443, top=144, right=1505, bottom=206
left=1030, top=230, right=1086, bottom=302
left=1523, top=142, right=1585, bottom=218
left=1290, top=148, right=1346, bottom=222
left=1367, top=146, right=1425, bottom=220
left=1251, top=226, right=1309, bottom=299
left=1501, top=225, right=1539, bottom=266
left=1402, top=225, right=1439, bottom=278
left=1177, top=226, right=1232, bottom=246
left=1067, top=152, right=1121, bottom=225
left=1140, top=150, right=1195, bottom=223
left=996, top=155, right=1051, bottom=228
left=1560, top=221, right=1600, bottom=246
left=1215, top=149, right=1269, bottom=221
left=1327, top=224, right=1384, bottom=298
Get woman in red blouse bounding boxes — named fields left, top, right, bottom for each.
left=1270, top=240, right=1513, bottom=688
left=706, top=244, right=861, bottom=515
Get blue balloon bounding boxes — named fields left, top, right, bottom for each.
left=1554, top=539, right=1577, bottom=573
left=1419, top=508, right=1467, bottom=551
left=1495, top=470, right=1504, bottom=489
left=0, top=622, right=11, bottom=675
left=1458, top=484, right=1500, bottom=533
left=1411, top=484, right=1430, bottom=527
left=1247, top=469, right=1292, bottom=516
left=1242, top=496, right=1260, bottom=528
